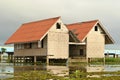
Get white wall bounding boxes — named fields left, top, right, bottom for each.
left=86, top=25, right=105, bottom=58
left=47, top=18, right=69, bottom=59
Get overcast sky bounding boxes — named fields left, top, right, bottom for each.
left=0, top=0, right=120, bottom=49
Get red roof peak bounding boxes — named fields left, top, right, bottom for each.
left=67, top=20, right=98, bottom=26
left=67, top=20, right=98, bottom=42
left=5, top=16, right=60, bottom=44
left=23, top=16, right=60, bottom=25
left=81, top=19, right=98, bottom=23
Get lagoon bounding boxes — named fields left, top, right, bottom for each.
left=1, top=62, right=120, bottom=79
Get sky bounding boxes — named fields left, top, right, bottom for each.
left=0, top=0, right=120, bottom=49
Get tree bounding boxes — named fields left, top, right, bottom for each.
left=1, top=48, right=6, bottom=54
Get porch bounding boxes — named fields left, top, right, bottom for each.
left=14, top=48, right=47, bottom=56
left=69, top=42, right=86, bottom=62
left=14, top=48, right=48, bottom=63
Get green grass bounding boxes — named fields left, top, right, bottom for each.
left=4, top=70, right=120, bottom=80
left=105, top=58, right=120, bottom=62
left=87, top=58, right=120, bottom=65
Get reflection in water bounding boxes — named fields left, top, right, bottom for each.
left=47, top=65, right=69, bottom=76
left=14, top=64, right=69, bottom=77
left=0, top=63, right=14, bottom=79
left=104, top=65, right=120, bottom=72
left=86, top=65, right=104, bottom=72
left=1, top=63, right=120, bottom=79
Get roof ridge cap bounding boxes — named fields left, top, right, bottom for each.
left=81, top=19, right=99, bottom=23
left=23, top=16, right=60, bottom=25
left=67, top=19, right=99, bottom=26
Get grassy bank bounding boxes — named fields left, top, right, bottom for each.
left=4, top=70, right=120, bottom=80
left=88, top=58, right=120, bottom=64
left=105, top=58, right=120, bottom=64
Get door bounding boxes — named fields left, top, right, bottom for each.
left=80, top=49, right=84, bottom=56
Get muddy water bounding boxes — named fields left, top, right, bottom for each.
left=1, top=63, right=120, bottom=79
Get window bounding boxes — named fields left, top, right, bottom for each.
left=95, top=26, right=98, bottom=31
left=16, top=44, right=22, bottom=49
left=56, top=23, right=61, bottom=29
left=24, top=43, right=32, bottom=49
left=38, top=40, right=44, bottom=48
left=29, top=43, right=32, bottom=48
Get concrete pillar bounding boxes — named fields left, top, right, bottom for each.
left=8, top=54, right=10, bottom=62
left=46, top=56, right=49, bottom=65
left=87, top=57, right=91, bottom=64
left=66, top=59, right=69, bottom=67
left=106, top=54, right=109, bottom=58
left=13, top=56, right=16, bottom=63
left=103, top=57, right=105, bottom=65
left=23, top=56, right=25, bottom=63
left=34, top=56, right=36, bottom=64
left=11, top=55, right=13, bottom=62
left=116, top=54, right=118, bottom=58
left=113, top=54, right=116, bottom=58
left=0, top=54, right=1, bottom=62
left=86, top=57, right=88, bottom=64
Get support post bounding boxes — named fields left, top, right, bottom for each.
left=0, top=54, right=1, bottom=62
left=34, top=56, right=36, bottom=64
left=14, top=56, right=15, bottom=63
left=88, top=58, right=91, bottom=63
left=103, top=57, right=105, bottom=65
left=46, top=56, right=49, bottom=65
left=8, top=54, right=10, bottom=62
left=11, top=55, right=13, bottom=63
left=86, top=57, right=88, bottom=64
left=116, top=54, right=118, bottom=58
left=66, top=59, right=69, bottom=67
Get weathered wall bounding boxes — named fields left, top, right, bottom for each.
left=69, top=45, right=86, bottom=57
left=86, top=25, right=105, bottom=58
left=47, top=19, right=69, bottom=59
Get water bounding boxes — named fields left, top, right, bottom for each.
left=0, top=63, right=14, bottom=79
left=1, top=63, right=120, bottom=79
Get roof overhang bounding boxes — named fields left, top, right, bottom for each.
left=81, top=21, right=114, bottom=44
left=97, top=21, right=115, bottom=44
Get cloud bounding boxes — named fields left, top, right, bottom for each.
left=0, top=0, right=120, bottom=49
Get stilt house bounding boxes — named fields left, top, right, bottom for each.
left=5, top=17, right=114, bottom=63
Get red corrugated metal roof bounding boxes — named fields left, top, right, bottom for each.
left=67, top=20, right=98, bottom=42
left=5, top=17, right=60, bottom=44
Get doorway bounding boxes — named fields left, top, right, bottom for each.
left=80, top=49, right=84, bottom=56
